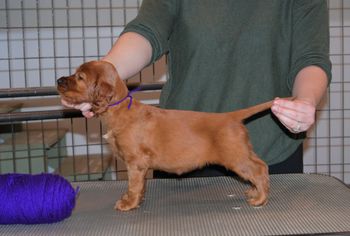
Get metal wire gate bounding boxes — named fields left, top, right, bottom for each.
left=0, top=0, right=349, bottom=184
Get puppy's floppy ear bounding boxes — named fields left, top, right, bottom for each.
left=91, top=79, right=114, bottom=116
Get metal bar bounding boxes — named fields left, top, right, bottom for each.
left=0, top=6, right=137, bottom=11
left=0, top=87, right=59, bottom=98
left=129, top=83, right=164, bottom=91
left=0, top=103, right=161, bottom=124
left=341, top=0, right=345, bottom=182
left=0, top=102, right=161, bottom=123
left=21, top=0, right=28, bottom=88
left=5, top=0, right=12, bottom=88
left=0, top=83, right=164, bottom=98
left=0, top=109, right=83, bottom=123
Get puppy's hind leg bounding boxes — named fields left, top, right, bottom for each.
left=243, top=152, right=269, bottom=206
left=115, top=165, right=147, bottom=211
left=224, top=151, right=269, bottom=206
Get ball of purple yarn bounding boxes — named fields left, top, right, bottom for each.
left=0, top=173, right=77, bottom=224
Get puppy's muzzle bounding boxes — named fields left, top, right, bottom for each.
left=57, top=76, right=68, bottom=91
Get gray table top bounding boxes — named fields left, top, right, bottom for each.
left=1, top=174, right=350, bottom=236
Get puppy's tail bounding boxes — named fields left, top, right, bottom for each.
left=230, top=97, right=294, bottom=121
left=230, top=100, right=274, bottom=121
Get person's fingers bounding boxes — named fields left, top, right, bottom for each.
left=60, top=99, right=94, bottom=118
left=82, top=110, right=95, bottom=118
left=273, top=111, right=306, bottom=133
left=76, top=103, right=92, bottom=112
left=61, top=98, right=74, bottom=108
left=271, top=97, right=315, bottom=133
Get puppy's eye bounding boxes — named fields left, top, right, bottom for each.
left=76, top=73, right=85, bottom=81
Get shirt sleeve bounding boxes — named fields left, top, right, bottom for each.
left=121, top=0, right=178, bottom=63
left=288, top=0, right=332, bottom=90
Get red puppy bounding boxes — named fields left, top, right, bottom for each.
left=58, top=61, right=271, bottom=211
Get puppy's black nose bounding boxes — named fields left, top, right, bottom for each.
left=57, top=77, right=67, bottom=87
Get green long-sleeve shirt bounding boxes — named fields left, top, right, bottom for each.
left=123, top=0, right=331, bottom=165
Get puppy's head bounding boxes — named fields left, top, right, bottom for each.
left=57, top=61, right=124, bottom=115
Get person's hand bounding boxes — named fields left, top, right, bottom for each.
left=61, top=99, right=95, bottom=118
left=271, top=97, right=316, bottom=133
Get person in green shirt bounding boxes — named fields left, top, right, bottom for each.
left=62, top=0, right=331, bottom=176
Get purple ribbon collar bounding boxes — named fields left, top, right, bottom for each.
left=108, top=87, right=141, bottom=110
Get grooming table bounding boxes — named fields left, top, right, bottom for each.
left=1, top=174, right=350, bottom=236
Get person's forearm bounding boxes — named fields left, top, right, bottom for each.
left=101, top=32, right=152, bottom=80
left=292, top=65, right=328, bottom=107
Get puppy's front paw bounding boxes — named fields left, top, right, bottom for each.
left=114, top=194, right=141, bottom=211
left=114, top=199, right=138, bottom=211
left=247, top=196, right=268, bottom=206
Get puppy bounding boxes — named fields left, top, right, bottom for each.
left=57, top=61, right=272, bottom=211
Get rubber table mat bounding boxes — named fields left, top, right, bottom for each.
left=1, top=174, right=350, bottom=236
